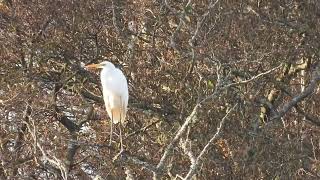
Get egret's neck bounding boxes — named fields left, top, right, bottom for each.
left=100, top=67, right=115, bottom=80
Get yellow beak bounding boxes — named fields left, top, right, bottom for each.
left=85, top=63, right=103, bottom=69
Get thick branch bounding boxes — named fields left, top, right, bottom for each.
left=53, top=84, right=79, bottom=132
left=270, top=69, right=320, bottom=121
left=65, top=133, right=79, bottom=173
left=184, top=104, right=237, bottom=179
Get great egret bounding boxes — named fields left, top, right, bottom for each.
left=85, top=61, right=128, bottom=151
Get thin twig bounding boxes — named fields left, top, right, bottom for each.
left=125, top=119, right=161, bottom=139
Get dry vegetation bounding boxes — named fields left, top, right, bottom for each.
left=1, top=0, right=320, bottom=179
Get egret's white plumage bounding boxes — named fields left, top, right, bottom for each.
left=99, top=61, right=128, bottom=124
left=86, top=61, right=128, bottom=124
left=86, top=61, right=128, bottom=150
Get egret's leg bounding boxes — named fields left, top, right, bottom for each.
left=112, top=113, right=124, bottom=161
left=109, top=110, right=113, bottom=146
left=119, top=108, right=123, bottom=152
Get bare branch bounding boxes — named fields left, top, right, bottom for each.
left=155, top=104, right=199, bottom=173
left=125, top=119, right=161, bottom=139
left=269, top=68, right=320, bottom=121
left=295, top=105, right=320, bottom=126
left=180, top=131, right=196, bottom=168
left=13, top=100, right=31, bottom=151
left=199, top=64, right=282, bottom=105
left=189, top=0, right=220, bottom=46
left=24, top=115, right=68, bottom=179
left=154, top=65, right=279, bottom=179
left=166, top=0, right=192, bottom=50
left=114, top=152, right=160, bottom=174
left=111, top=0, right=128, bottom=42
left=185, top=0, right=219, bottom=80
left=65, top=133, right=79, bottom=173
left=184, top=104, right=237, bottom=179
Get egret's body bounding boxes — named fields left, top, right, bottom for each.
left=100, top=62, right=128, bottom=124
left=86, top=61, right=128, bottom=150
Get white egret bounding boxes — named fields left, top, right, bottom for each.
left=86, top=61, right=128, bottom=151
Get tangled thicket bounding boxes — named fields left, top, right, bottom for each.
left=1, top=0, right=320, bottom=179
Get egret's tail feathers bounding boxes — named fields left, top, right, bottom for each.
left=109, top=107, right=126, bottom=124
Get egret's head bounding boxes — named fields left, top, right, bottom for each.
left=85, top=61, right=115, bottom=70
